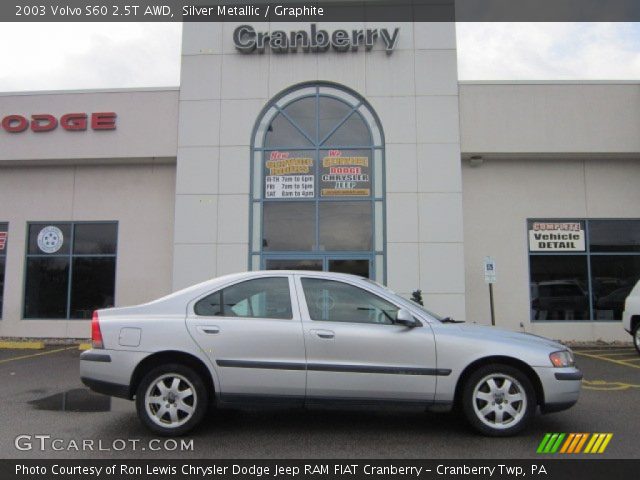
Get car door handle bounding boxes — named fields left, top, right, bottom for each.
left=197, top=326, right=220, bottom=335
left=311, top=329, right=335, bottom=339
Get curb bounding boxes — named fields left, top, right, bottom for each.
left=78, top=343, right=92, bottom=351
left=0, top=340, right=45, bottom=350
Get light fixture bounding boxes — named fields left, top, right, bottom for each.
left=469, top=155, right=484, bottom=167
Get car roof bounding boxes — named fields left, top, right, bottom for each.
left=159, top=270, right=369, bottom=303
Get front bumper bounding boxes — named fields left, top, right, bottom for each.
left=533, top=365, right=582, bottom=414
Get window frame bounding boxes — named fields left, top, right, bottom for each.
left=249, top=82, right=387, bottom=283
left=22, top=221, right=118, bottom=320
left=298, top=276, right=404, bottom=326
left=192, top=276, right=296, bottom=321
left=527, top=218, right=640, bottom=323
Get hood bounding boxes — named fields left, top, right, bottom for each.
left=445, top=323, right=567, bottom=352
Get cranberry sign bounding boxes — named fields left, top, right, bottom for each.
left=0, top=112, right=117, bottom=133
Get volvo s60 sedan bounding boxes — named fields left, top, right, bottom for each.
left=80, top=271, right=582, bottom=436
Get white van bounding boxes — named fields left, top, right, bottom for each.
left=622, top=280, right=640, bottom=354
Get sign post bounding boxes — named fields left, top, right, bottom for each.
left=483, top=256, right=497, bottom=326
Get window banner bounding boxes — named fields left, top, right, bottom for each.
left=0, top=229, right=6, bottom=251
left=528, top=222, right=585, bottom=252
left=321, top=151, right=371, bottom=197
left=264, top=151, right=314, bottom=199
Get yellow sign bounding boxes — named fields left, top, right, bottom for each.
left=321, top=188, right=370, bottom=196
left=265, top=157, right=313, bottom=175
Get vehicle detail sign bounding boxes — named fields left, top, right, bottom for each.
left=321, top=151, right=370, bottom=197
left=0, top=230, right=6, bottom=251
left=528, top=222, right=585, bottom=252
left=265, top=151, right=314, bottom=199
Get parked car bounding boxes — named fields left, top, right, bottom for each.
left=80, top=271, right=582, bottom=437
left=622, top=280, right=640, bottom=354
left=531, top=280, right=589, bottom=320
left=595, top=284, right=635, bottom=320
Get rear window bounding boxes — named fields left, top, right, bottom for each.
left=194, top=277, right=293, bottom=319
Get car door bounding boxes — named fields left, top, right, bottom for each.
left=186, top=275, right=306, bottom=404
left=295, top=275, right=438, bottom=403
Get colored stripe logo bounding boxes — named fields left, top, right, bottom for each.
left=537, top=433, right=612, bottom=454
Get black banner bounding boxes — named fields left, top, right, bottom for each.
left=3, top=460, right=640, bottom=480
left=5, top=0, right=640, bottom=22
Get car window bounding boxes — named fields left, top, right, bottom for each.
left=194, top=277, right=293, bottom=319
left=301, top=278, right=398, bottom=325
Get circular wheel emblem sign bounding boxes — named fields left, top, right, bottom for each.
left=37, top=226, right=64, bottom=253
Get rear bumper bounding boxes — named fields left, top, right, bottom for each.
left=81, top=377, right=130, bottom=399
left=80, top=348, right=148, bottom=399
left=533, top=366, right=582, bottom=413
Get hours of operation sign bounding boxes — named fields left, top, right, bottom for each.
left=265, top=152, right=314, bottom=199
left=266, top=175, right=314, bottom=198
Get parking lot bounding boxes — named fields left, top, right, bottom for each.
left=0, top=345, right=638, bottom=459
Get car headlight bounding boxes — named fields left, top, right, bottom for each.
left=549, top=350, right=575, bottom=368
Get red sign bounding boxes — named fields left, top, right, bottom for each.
left=0, top=112, right=117, bottom=133
left=269, top=151, right=290, bottom=160
left=0, top=232, right=6, bottom=251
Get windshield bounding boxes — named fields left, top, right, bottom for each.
left=363, top=278, right=445, bottom=322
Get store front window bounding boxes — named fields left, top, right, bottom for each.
left=24, top=222, right=118, bottom=319
left=250, top=83, right=385, bottom=281
left=528, top=219, right=640, bottom=321
left=0, top=223, right=7, bottom=318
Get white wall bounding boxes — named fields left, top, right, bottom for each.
left=0, top=163, right=176, bottom=338
left=175, top=22, right=467, bottom=320
left=462, top=157, right=640, bottom=341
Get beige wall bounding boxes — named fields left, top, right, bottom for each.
left=462, top=157, right=640, bottom=341
left=0, top=163, right=176, bottom=338
left=460, top=82, right=640, bottom=155
left=0, top=89, right=178, bottom=163
left=175, top=22, right=467, bottom=321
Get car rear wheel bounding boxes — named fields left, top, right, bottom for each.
left=462, top=364, right=536, bottom=436
left=135, top=363, right=207, bottom=436
left=633, top=323, right=640, bottom=354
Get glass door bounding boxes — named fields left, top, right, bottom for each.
left=263, top=256, right=372, bottom=278
left=327, top=258, right=370, bottom=278
left=264, top=257, right=323, bottom=272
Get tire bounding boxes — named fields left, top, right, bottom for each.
left=135, top=363, right=208, bottom=436
left=462, top=364, right=536, bottom=437
left=633, top=323, right=640, bottom=355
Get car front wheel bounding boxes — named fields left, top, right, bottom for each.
left=633, top=323, right=640, bottom=354
left=462, top=364, right=536, bottom=436
left=135, top=363, right=207, bottom=436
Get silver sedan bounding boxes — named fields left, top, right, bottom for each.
left=80, top=271, right=582, bottom=436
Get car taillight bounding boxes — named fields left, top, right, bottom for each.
left=91, top=311, right=104, bottom=349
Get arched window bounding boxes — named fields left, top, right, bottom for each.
left=249, top=82, right=386, bottom=282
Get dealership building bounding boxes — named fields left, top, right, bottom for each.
left=0, top=22, right=638, bottom=342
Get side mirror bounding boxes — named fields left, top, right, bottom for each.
left=395, top=309, right=418, bottom=327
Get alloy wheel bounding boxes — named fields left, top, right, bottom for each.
left=471, top=373, right=527, bottom=430
left=144, top=373, right=197, bottom=429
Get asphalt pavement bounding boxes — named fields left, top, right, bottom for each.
left=0, top=345, right=638, bottom=459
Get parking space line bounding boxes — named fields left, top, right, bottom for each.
left=0, top=346, right=76, bottom=365
left=597, top=351, right=639, bottom=357
left=574, top=348, right=635, bottom=354
left=582, top=380, right=640, bottom=391
left=574, top=351, right=640, bottom=369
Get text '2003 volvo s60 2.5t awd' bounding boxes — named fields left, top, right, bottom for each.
left=80, top=271, right=582, bottom=437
